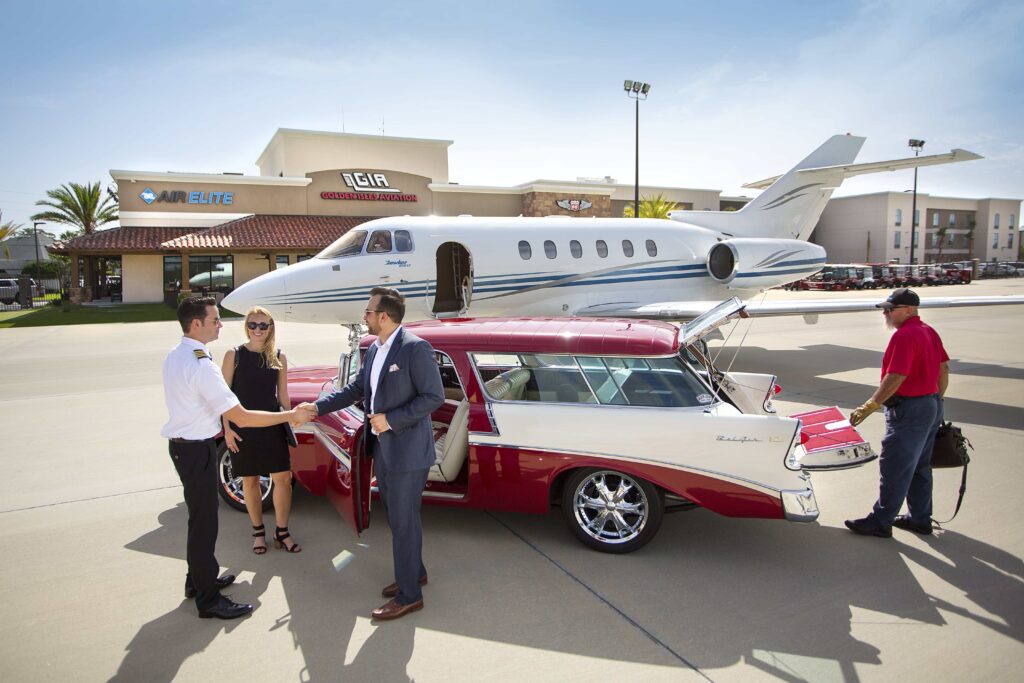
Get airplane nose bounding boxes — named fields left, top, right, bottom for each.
left=221, top=269, right=288, bottom=318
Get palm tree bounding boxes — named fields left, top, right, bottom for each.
left=0, top=209, right=22, bottom=260
left=31, top=181, right=117, bottom=234
left=935, top=225, right=948, bottom=263
left=623, top=192, right=678, bottom=219
left=32, top=182, right=118, bottom=299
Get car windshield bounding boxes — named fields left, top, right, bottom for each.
left=474, top=353, right=714, bottom=408
left=318, top=230, right=368, bottom=259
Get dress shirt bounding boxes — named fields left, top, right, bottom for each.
left=160, top=337, right=240, bottom=440
left=369, top=325, right=402, bottom=427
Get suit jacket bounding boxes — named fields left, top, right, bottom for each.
left=315, top=328, right=444, bottom=473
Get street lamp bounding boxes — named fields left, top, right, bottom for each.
left=32, top=221, right=45, bottom=270
left=624, top=80, right=651, bottom=218
left=907, top=139, right=925, bottom=265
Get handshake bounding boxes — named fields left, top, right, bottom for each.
left=290, top=402, right=319, bottom=428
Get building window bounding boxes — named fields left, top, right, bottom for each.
left=914, top=209, right=920, bottom=227
left=992, top=233, right=999, bottom=248
left=645, top=239, right=658, bottom=257
left=569, top=240, right=583, bottom=258
left=367, top=230, right=392, bottom=253
left=912, top=231, right=918, bottom=248
left=275, top=255, right=289, bottom=269
left=596, top=240, right=608, bottom=258
left=297, top=254, right=313, bottom=262
left=930, top=234, right=939, bottom=248
left=932, top=213, right=939, bottom=227
left=1009, top=232, right=1014, bottom=249
left=163, top=256, right=182, bottom=292
left=994, top=213, right=1000, bottom=228
left=948, top=213, right=956, bottom=227
left=894, top=231, right=901, bottom=248
left=544, top=240, right=557, bottom=259
left=518, top=240, right=532, bottom=260
left=395, top=230, right=413, bottom=252
left=895, top=209, right=902, bottom=226
left=188, top=255, right=233, bottom=293
left=948, top=232, right=955, bottom=246
left=1010, top=213, right=1016, bottom=228
left=622, top=240, right=634, bottom=257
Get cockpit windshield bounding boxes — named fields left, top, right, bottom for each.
left=318, top=230, right=368, bottom=259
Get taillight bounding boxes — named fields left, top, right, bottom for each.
left=800, top=431, right=810, bottom=445
left=774, top=383, right=782, bottom=395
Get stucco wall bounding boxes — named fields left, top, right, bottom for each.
left=123, top=254, right=165, bottom=303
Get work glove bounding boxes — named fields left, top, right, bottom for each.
left=850, top=399, right=881, bottom=427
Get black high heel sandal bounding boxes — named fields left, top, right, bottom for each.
left=274, top=526, right=302, bottom=553
left=252, top=524, right=267, bottom=555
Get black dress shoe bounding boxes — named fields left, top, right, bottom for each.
left=185, top=574, right=236, bottom=599
left=844, top=516, right=892, bottom=538
left=198, top=596, right=253, bottom=620
left=893, top=514, right=933, bottom=535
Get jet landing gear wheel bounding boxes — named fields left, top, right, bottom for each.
left=561, top=468, right=664, bottom=553
left=216, top=439, right=274, bottom=512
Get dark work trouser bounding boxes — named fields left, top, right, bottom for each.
left=871, top=394, right=942, bottom=526
left=169, top=439, right=220, bottom=610
left=372, top=439, right=429, bottom=605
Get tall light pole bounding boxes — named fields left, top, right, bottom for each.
left=32, top=221, right=45, bottom=270
left=907, top=139, right=925, bottom=265
left=624, top=80, right=651, bottom=218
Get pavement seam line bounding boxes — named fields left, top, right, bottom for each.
left=486, top=511, right=712, bottom=681
left=0, top=484, right=181, bottom=514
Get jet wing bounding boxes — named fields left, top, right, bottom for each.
left=575, top=294, right=1024, bottom=322
left=743, top=148, right=983, bottom=190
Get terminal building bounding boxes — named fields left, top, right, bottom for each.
left=811, top=192, right=1020, bottom=265
left=53, top=129, right=749, bottom=304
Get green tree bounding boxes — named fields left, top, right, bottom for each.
left=935, top=225, right=948, bottom=263
left=31, top=181, right=117, bottom=235
left=623, top=192, right=678, bottom=219
left=0, top=209, right=23, bottom=259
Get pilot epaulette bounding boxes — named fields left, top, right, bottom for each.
left=193, top=349, right=211, bottom=361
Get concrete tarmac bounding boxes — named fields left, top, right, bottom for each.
left=1, top=280, right=1021, bottom=682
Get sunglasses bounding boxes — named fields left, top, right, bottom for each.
left=364, top=309, right=384, bottom=315
left=247, top=321, right=274, bottom=330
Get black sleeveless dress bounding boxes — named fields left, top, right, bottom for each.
left=228, top=346, right=290, bottom=476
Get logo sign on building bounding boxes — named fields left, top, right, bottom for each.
left=556, top=198, right=593, bottom=212
left=139, top=187, right=234, bottom=205
left=321, top=172, right=417, bottom=202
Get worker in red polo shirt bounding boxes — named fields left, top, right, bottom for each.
left=845, top=288, right=949, bottom=538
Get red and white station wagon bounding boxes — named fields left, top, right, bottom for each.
left=218, top=299, right=877, bottom=553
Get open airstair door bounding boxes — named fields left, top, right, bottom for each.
left=432, top=242, right=473, bottom=318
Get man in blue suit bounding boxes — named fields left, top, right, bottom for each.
left=311, top=287, right=444, bottom=620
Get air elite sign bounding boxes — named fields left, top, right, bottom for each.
left=139, top=188, right=234, bottom=205
left=321, top=172, right=418, bottom=202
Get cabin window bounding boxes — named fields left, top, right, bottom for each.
left=367, top=230, right=393, bottom=253
left=895, top=209, right=902, bottom=226
left=596, top=240, right=608, bottom=258
left=622, top=240, right=634, bottom=257
left=646, top=239, right=657, bottom=257
left=318, top=230, right=367, bottom=258
left=518, top=241, right=532, bottom=259
left=570, top=240, right=583, bottom=258
left=395, top=230, right=413, bottom=252
left=544, top=240, right=557, bottom=259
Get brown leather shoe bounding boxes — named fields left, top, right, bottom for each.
left=372, top=598, right=423, bottom=620
left=381, top=574, right=428, bottom=598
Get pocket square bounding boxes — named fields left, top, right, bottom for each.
left=389, top=364, right=400, bottom=373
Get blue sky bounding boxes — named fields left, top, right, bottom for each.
left=2, top=0, right=1022, bottom=231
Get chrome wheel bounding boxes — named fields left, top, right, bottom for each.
left=561, top=468, right=663, bottom=553
left=216, top=440, right=274, bottom=512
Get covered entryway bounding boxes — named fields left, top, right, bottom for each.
left=432, top=242, right=473, bottom=317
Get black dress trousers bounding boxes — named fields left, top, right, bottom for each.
left=168, top=439, right=220, bottom=610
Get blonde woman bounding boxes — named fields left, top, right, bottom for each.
left=222, top=306, right=301, bottom=554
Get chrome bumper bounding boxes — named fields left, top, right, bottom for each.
left=781, top=477, right=819, bottom=522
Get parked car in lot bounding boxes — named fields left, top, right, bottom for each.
left=216, top=300, right=876, bottom=553
left=0, top=277, right=43, bottom=305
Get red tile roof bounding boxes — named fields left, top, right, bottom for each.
left=160, top=215, right=373, bottom=249
left=49, top=215, right=376, bottom=254
left=48, top=226, right=194, bottom=254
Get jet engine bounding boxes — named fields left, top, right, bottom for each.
left=706, top=238, right=826, bottom=289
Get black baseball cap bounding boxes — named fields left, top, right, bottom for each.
left=876, top=287, right=920, bottom=309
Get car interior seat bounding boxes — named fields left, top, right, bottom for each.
left=429, top=399, right=470, bottom=482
